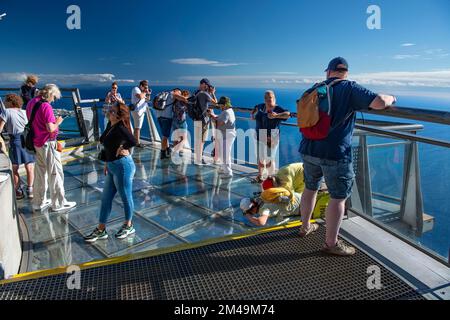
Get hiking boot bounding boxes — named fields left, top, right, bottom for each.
left=84, top=228, right=108, bottom=243
left=115, top=224, right=136, bottom=239
left=299, top=223, right=319, bottom=238
left=321, top=240, right=356, bottom=257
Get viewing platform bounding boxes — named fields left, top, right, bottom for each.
left=0, top=87, right=449, bottom=300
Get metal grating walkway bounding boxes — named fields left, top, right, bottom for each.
left=0, top=227, right=424, bottom=300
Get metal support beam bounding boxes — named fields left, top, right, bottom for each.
left=400, top=141, right=425, bottom=236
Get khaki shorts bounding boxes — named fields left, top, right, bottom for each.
left=131, top=111, right=145, bottom=129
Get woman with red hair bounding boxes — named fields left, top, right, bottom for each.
left=85, top=102, right=137, bottom=242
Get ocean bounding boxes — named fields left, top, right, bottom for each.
left=54, top=85, right=450, bottom=261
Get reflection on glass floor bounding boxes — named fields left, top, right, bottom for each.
left=17, top=146, right=300, bottom=272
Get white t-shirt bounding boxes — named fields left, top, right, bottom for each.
left=216, top=108, right=236, bottom=134
left=131, top=87, right=148, bottom=114
left=0, top=108, right=28, bottom=135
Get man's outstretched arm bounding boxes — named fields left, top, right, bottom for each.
left=369, top=94, right=397, bottom=110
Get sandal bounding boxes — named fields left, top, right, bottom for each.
left=299, top=223, right=319, bottom=238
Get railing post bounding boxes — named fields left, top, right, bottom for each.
left=350, top=135, right=373, bottom=217
left=92, top=102, right=99, bottom=141
left=400, top=141, right=425, bottom=236
left=145, top=107, right=161, bottom=143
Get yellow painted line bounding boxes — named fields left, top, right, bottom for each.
left=1, top=220, right=315, bottom=285
left=61, top=141, right=97, bottom=153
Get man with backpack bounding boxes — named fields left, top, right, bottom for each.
left=153, top=88, right=188, bottom=159
left=190, top=79, right=217, bottom=165
left=297, top=57, right=396, bottom=256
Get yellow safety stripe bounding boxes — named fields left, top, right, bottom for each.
left=1, top=220, right=314, bottom=285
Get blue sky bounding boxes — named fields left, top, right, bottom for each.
left=1, top=0, right=450, bottom=92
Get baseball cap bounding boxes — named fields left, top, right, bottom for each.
left=325, top=57, right=349, bottom=72
left=218, top=96, right=232, bottom=108
left=200, top=78, right=211, bottom=86
left=240, top=198, right=255, bottom=213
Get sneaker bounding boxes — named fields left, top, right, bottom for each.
left=32, top=199, right=51, bottom=211
left=321, top=240, right=356, bottom=257
left=84, top=228, right=108, bottom=243
left=194, top=159, right=205, bottom=166
left=27, top=186, right=34, bottom=199
left=115, top=224, right=136, bottom=239
left=52, top=201, right=77, bottom=213
left=160, top=150, right=167, bottom=160
left=15, top=188, right=25, bottom=200
left=299, top=224, right=319, bottom=238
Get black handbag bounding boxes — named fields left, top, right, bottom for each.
left=98, top=149, right=107, bottom=161
left=21, top=100, right=44, bottom=154
left=98, top=125, right=114, bottom=161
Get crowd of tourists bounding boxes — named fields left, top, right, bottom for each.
left=0, top=57, right=396, bottom=256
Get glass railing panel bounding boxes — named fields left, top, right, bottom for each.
left=351, top=131, right=450, bottom=262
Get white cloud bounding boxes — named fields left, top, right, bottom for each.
left=171, top=58, right=243, bottom=67
left=171, top=58, right=219, bottom=65
left=401, top=43, right=416, bottom=47
left=0, top=72, right=135, bottom=85
left=393, top=54, right=421, bottom=60
left=425, top=49, right=444, bottom=55
left=179, top=69, right=450, bottom=88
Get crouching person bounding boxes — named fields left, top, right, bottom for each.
left=241, top=187, right=301, bottom=227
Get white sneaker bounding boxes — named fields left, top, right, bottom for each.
left=52, top=201, right=77, bottom=213
left=32, top=199, right=51, bottom=211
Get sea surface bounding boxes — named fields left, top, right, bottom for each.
left=49, top=86, right=450, bottom=261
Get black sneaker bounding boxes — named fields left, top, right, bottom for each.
left=160, top=150, right=167, bottom=159
left=115, top=224, right=136, bottom=239
left=84, top=228, right=108, bottom=243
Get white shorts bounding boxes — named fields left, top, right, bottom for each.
left=131, top=111, right=145, bottom=129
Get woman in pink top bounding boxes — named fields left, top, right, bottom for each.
left=26, top=84, right=76, bottom=212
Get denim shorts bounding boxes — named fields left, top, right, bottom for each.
left=157, top=117, right=173, bottom=138
left=301, top=154, right=355, bottom=200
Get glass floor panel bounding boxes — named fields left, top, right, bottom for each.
left=15, top=145, right=285, bottom=273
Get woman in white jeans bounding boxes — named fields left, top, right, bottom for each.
left=210, top=97, right=236, bottom=178
left=26, top=84, right=76, bottom=212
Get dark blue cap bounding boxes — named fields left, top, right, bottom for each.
left=325, top=57, right=349, bottom=72
left=200, top=78, right=211, bottom=86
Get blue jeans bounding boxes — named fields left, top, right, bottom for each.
left=99, top=156, right=136, bottom=224
left=301, top=154, right=355, bottom=200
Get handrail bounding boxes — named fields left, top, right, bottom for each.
left=355, top=124, right=450, bottom=148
